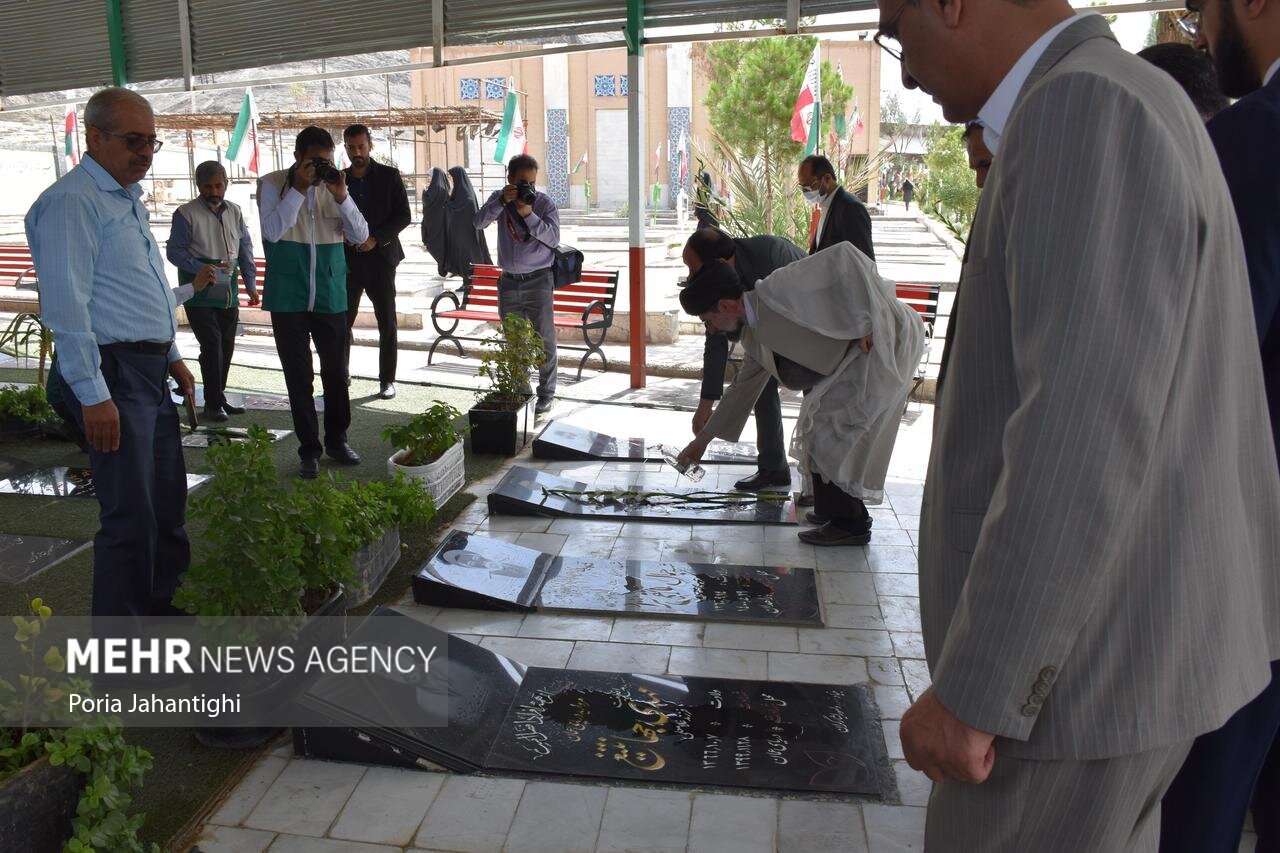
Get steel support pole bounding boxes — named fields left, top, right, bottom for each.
left=104, top=0, right=127, bottom=86
left=626, top=0, right=646, bottom=389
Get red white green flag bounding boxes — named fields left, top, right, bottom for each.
left=227, top=87, right=261, bottom=175
left=790, top=43, right=822, bottom=156
left=63, top=105, right=80, bottom=169
left=572, top=150, right=588, bottom=174
left=492, top=78, right=527, bottom=164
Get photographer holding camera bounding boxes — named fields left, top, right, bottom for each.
left=258, top=126, right=369, bottom=478
left=474, top=154, right=561, bottom=414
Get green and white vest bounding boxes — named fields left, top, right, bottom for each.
left=259, top=169, right=348, bottom=314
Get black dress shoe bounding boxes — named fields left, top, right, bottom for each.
left=805, top=510, right=830, bottom=525
left=299, top=457, right=320, bottom=479
left=222, top=403, right=246, bottom=415
left=326, top=443, right=361, bottom=465
left=379, top=382, right=396, bottom=400
left=797, top=493, right=816, bottom=507
left=798, top=522, right=872, bottom=547
left=202, top=406, right=229, bottom=423
left=734, top=469, right=792, bottom=491
left=535, top=396, right=554, bottom=415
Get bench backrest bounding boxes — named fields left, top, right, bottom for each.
left=237, top=256, right=268, bottom=307
left=0, top=244, right=36, bottom=289
left=468, top=264, right=620, bottom=315
left=896, top=282, right=941, bottom=328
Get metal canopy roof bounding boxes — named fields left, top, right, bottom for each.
left=0, top=0, right=1183, bottom=108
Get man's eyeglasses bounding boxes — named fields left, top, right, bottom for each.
left=96, top=129, right=164, bottom=154
left=873, top=0, right=909, bottom=62
left=1176, top=10, right=1199, bottom=40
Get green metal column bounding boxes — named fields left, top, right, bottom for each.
left=104, top=0, right=127, bottom=85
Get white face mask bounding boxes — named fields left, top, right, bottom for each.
left=802, top=188, right=823, bottom=204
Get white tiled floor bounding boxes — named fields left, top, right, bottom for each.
left=195, top=402, right=937, bottom=852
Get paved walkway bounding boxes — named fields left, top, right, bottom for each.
left=192, top=396, right=936, bottom=853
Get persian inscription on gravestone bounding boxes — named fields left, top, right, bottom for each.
left=488, top=466, right=796, bottom=526
left=0, top=468, right=210, bottom=499
left=0, top=534, right=88, bottom=584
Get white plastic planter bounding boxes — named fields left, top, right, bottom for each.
left=387, top=439, right=465, bottom=508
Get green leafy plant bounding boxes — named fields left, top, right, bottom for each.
left=0, top=599, right=157, bottom=853
left=174, top=428, right=436, bottom=629
left=0, top=313, right=53, bottom=384
left=477, top=314, right=546, bottom=407
left=921, top=123, right=980, bottom=244
left=382, top=402, right=468, bottom=467
left=0, top=383, right=58, bottom=426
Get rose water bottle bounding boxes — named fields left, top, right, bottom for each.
left=656, top=444, right=705, bottom=482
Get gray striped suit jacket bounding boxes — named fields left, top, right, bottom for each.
left=919, top=15, right=1280, bottom=761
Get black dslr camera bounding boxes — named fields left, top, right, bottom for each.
left=515, top=181, right=537, bottom=205
left=311, top=157, right=341, bottom=184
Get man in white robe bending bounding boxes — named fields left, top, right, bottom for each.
left=678, top=243, right=924, bottom=545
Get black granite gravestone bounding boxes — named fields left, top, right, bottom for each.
left=0, top=534, right=88, bottom=583
left=533, top=420, right=759, bottom=465
left=294, top=608, right=889, bottom=797
left=0, top=468, right=209, bottom=499
left=488, top=467, right=796, bottom=525
left=414, top=531, right=823, bottom=625
left=180, top=427, right=292, bottom=448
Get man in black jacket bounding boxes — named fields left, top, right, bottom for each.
left=684, top=228, right=805, bottom=490
left=343, top=124, right=411, bottom=399
left=798, top=154, right=875, bottom=261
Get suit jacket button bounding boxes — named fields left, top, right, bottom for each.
left=1033, top=682, right=1051, bottom=698
left=1020, top=704, right=1038, bottom=717
left=1027, top=693, right=1045, bottom=707
left=1039, top=666, right=1057, bottom=681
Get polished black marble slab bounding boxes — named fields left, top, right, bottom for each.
left=487, top=668, right=885, bottom=796
left=533, top=420, right=759, bottom=464
left=488, top=467, right=796, bottom=525
left=0, top=467, right=210, bottom=499
left=414, top=531, right=822, bottom=625
left=166, top=388, right=316, bottom=412
left=180, top=427, right=292, bottom=448
left=0, top=534, right=89, bottom=583
left=295, top=608, right=888, bottom=797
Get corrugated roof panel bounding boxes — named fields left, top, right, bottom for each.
left=123, top=0, right=185, bottom=84
left=0, top=0, right=112, bottom=98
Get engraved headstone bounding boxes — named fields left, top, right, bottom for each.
left=0, top=534, right=89, bottom=584
left=414, top=531, right=822, bottom=625
left=533, top=420, right=759, bottom=465
left=181, top=427, right=292, bottom=448
left=488, top=467, right=796, bottom=526
left=0, top=468, right=209, bottom=499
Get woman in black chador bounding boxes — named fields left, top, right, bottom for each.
left=420, top=167, right=450, bottom=276
left=444, top=166, right=492, bottom=289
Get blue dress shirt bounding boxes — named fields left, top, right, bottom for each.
left=25, top=154, right=181, bottom=407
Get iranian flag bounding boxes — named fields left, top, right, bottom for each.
left=790, top=43, right=822, bottom=156
left=227, top=87, right=261, bottom=175
left=63, top=105, right=80, bottom=169
left=572, top=150, right=588, bottom=174
left=492, top=78, right=527, bottom=164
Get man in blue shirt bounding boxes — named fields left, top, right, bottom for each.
left=474, top=154, right=561, bottom=414
left=25, top=87, right=195, bottom=635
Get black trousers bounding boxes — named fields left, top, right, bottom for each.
left=812, top=469, right=870, bottom=533
left=185, top=304, right=238, bottom=410
left=61, top=349, right=189, bottom=636
left=345, top=253, right=398, bottom=384
left=751, top=377, right=787, bottom=473
left=271, top=311, right=351, bottom=459
left=1160, top=658, right=1280, bottom=852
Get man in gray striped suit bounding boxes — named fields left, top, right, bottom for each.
left=877, top=1, right=1280, bottom=848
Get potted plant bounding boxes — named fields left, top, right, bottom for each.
left=469, top=314, right=546, bottom=455
left=383, top=402, right=468, bottom=508
left=0, top=384, right=59, bottom=442
left=0, top=598, right=157, bottom=853
left=174, top=428, right=436, bottom=746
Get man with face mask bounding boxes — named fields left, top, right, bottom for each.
left=798, top=154, right=875, bottom=261
left=1157, top=2, right=1280, bottom=850
left=677, top=245, right=923, bottom=546
left=166, top=161, right=258, bottom=422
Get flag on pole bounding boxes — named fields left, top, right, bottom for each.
left=63, top=105, right=81, bottom=170
left=572, top=150, right=588, bottom=174
left=227, top=87, right=261, bottom=175
left=678, top=129, right=688, bottom=184
left=853, top=97, right=865, bottom=137
left=492, top=78, right=527, bottom=164
left=790, top=43, right=822, bottom=156
left=652, top=142, right=662, bottom=183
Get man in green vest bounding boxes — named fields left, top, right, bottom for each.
left=258, top=127, right=369, bottom=478
left=167, top=160, right=258, bottom=422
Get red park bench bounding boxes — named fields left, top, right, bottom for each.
left=428, top=263, right=619, bottom=379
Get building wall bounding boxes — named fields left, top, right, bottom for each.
left=410, top=39, right=882, bottom=209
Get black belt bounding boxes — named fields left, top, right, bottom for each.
left=100, top=341, right=172, bottom=355
left=500, top=267, right=551, bottom=282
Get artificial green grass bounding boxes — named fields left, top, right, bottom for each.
left=0, top=362, right=509, bottom=850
